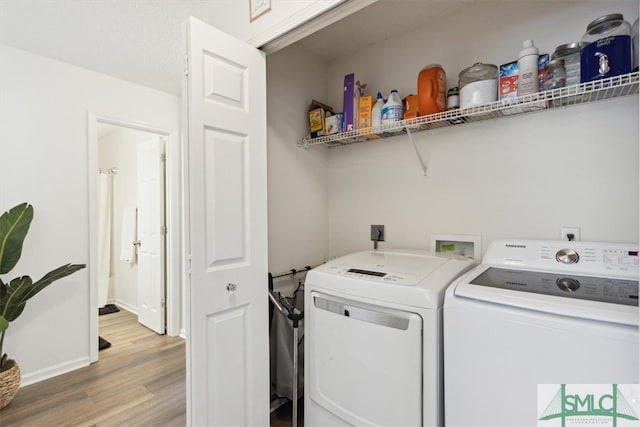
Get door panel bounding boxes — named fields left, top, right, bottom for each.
left=204, top=129, right=247, bottom=267
left=185, top=16, right=269, bottom=426
left=203, top=52, right=247, bottom=108
left=206, top=306, right=248, bottom=425
left=137, top=137, right=166, bottom=334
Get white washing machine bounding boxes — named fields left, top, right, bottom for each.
left=444, top=239, right=639, bottom=427
left=304, top=249, right=475, bottom=427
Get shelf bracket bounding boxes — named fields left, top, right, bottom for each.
left=406, top=127, right=427, bottom=176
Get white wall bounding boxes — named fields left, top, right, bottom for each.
left=0, top=44, right=180, bottom=385
left=319, top=0, right=639, bottom=256
left=266, top=43, right=330, bottom=281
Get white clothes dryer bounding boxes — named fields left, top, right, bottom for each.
left=304, top=249, right=475, bottom=427
left=444, top=239, right=639, bottom=427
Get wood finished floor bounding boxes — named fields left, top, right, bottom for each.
left=0, top=308, right=186, bottom=426
left=1, top=309, right=297, bottom=426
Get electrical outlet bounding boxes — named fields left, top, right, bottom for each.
left=560, top=227, right=581, bottom=241
left=371, top=224, right=385, bottom=242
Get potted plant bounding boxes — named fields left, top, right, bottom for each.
left=0, top=203, right=85, bottom=409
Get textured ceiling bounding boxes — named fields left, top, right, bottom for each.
left=0, top=0, right=472, bottom=95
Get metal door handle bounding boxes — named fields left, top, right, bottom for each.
left=227, top=283, right=237, bottom=293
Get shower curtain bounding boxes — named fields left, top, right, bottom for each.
left=97, top=172, right=113, bottom=308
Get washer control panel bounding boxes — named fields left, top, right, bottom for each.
left=484, top=240, right=638, bottom=279
left=318, top=264, right=419, bottom=285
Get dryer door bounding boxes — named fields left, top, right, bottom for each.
left=309, top=291, right=423, bottom=426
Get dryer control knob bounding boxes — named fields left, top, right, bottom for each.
left=556, top=249, right=579, bottom=264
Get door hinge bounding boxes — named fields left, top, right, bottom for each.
left=160, top=153, right=166, bottom=162
left=161, top=298, right=166, bottom=308
left=161, top=225, right=167, bottom=235
left=184, top=54, right=189, bottom=76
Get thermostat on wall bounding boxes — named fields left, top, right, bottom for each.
left=431, top=234, right=482, bottom=262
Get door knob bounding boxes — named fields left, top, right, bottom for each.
left=226, top=283, right=237, bottom=293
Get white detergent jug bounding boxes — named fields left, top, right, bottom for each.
left=381, top=90, right=402, bottom=125
left=371, top=92, right=384, bottom=128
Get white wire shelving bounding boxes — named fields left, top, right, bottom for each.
left=299, top=71, right=639, bottom=148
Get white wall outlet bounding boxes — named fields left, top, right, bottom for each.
left=560, top=227, right=581, bottom=241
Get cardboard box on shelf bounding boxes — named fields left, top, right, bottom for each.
left=499, top=61, right=519, bottom=101
left=499, top=54, right=550, bottom=101
left=358, top=95, right=374, bottom=129
left=308, top=99, right=333, bottom=138
left=343, top=74, right=356, bottom=132
left=343, top=75, right=367, bottom=132
left=403, top=94, right=419, bottom=119
left=325, top=113, right=343, bottom=135
left=537, top=54, right=549, bottom=88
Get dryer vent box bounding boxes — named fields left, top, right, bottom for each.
left=431, top=234, right=482, bottom=262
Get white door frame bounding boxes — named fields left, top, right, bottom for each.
left=87, top=112, right=183, bottom=363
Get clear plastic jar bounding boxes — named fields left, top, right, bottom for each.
left=543, top=59, right=567, bottom=91
left=458, top=63, right=498, bottom=108
left=552, top=43, right=581, bottom=86
left=447, top=87, right=460, bottom=110
left=580, top=13, right=633, bottom=82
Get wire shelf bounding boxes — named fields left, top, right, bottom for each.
left=299, top=71, right=639, bottom=148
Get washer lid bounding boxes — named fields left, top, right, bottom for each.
left=472, top=267, right=637, bottom=306
left=454, top=265, right=639, bottom=326
left=318, top=249, right=455, bottom=286
left=308, top=249, right=476, bottom=309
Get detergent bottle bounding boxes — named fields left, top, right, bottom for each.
left=381, top=90, right=402, bottom=124
left=371, top=92, right=384, bottom=128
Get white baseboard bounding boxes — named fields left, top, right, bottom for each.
left=113, top=299, right=138, bottom=315
left=20, top=357, right=90, bottom=388
left=179, top=328, right=187, bottom=339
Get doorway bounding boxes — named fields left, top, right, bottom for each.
left=88, top=114, right=184, bottom=364
left=96, top=122, right=167, bottom=341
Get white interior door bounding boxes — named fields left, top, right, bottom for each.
left=185, top=16, right=269, bottom=426
left=137, top=137, right=166, bottom=334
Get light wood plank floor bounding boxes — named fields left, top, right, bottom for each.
left=0, top=308, right=186, bottom=426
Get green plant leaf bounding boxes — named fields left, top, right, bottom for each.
left=0, top=315, right=8, bottom=333
left=23, top=264, right=86, bottom=302
left=0, top=203, right=33, bottom=274
left=0, top=263, right=85, bottom=323
left=0, top=276, right=31, bottom=322
left=0, top=203, right=86, bottom=368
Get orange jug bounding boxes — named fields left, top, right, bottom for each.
left=417, top=65, right=446, bottom=116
